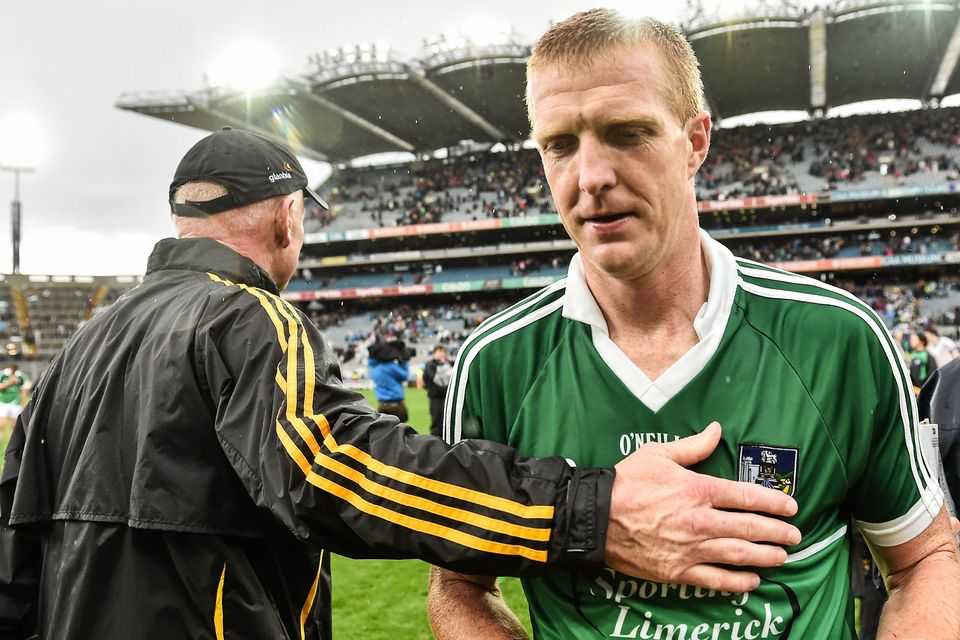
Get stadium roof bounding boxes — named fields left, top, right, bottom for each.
left=117, top=0, right=960, bottom=162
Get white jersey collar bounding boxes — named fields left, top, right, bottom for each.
left=561, top=229, right=739, bottom=412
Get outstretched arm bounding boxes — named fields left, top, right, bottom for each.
left=203, top=286, right=613, bottom=576
left=206, top=288, right=799, bottom=582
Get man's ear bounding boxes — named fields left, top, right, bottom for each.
left=273, top=195, right=295, bottom=249
left=686, top=111, right=712, bottom=179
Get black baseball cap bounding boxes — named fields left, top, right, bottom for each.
left=169, top=127, right=329, bottom=217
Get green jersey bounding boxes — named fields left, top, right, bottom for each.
left=0, top=368, right=25, bottom=404
left=444, top=233, right=941, bottom=640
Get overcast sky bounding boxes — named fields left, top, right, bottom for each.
left=1, top=0, right=790, bottom=274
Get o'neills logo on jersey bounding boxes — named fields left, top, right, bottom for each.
left=738, top=444, right=798, bottom=496
left=268, top=171, right=293, bottom=183
left=619, top=432, right=680, bottom=456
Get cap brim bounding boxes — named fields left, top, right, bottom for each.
left=304, top=186, right=330, bottom=210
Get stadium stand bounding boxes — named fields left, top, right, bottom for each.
left=313, top=147, right=554, bottom=233
left=97, top=0, right=960, bottom=384
left=295, top=107, right=960, bottom=235
left=0, top=275, right=138, bottom=377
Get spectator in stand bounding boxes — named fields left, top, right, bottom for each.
left=908, top=330, right=939, bottom=392
left=926, top=327, right=960, bottom=367
left=422, top=345, right=452, bottom=438
left=368, top=338, right=411, bottom=422
left=0, top=364, right=26, bottom=442
left=317, top=105, right=960, bottom=234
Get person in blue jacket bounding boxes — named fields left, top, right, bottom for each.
left=368, top=338, right=410, bottom=421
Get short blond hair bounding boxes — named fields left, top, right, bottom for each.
left=526, top=8, right=704, bottom=125
left=172, top=181, right=279, bottom=237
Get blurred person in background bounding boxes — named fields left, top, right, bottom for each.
left=0, top=363, right=26, bottom=442
left=925, top=326, right=959, bottom=368
left=423, top=344, right=452, bottom=438
left=368, top=337, right=411, bottom=422
left=909, top=329, right=939, bottom=393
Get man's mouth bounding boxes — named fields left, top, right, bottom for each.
left=585, top=212, right=631, bottom=224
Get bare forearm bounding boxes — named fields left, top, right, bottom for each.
left=878, top=550, right=960, bottom=639
left=427, top=569, right=528, bottom=640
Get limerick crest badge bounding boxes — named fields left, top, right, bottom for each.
left=738, top=444, right=798, bottom=496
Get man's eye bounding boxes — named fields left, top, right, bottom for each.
left=615, top=128, right=644, bottom=142
left=545, top=138, right=574, bottom=154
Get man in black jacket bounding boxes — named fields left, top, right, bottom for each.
left=919, top=356, right=960, bottom=510
left=423, top=344, right=451, bottom=438
left=0, top=128, right=799, bottom=639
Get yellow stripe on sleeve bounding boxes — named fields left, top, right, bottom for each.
left=214, top=562, right=226, bottom=640
left=272, top=297, right=555, bottom=522
left=311, top=415, right=555, bottom=521
left=274, top=402, right=550, bottom=558
left=312, top=444, right=551, bottom=541
left=275, top=423, right=547, bottom=561
left=299, top=551, right=323, bottom=640
left=277, top=423, right=313, bottom=475
left=211, top=276, right=555, bottom=556
left=208, top=273, right=287, bottom=351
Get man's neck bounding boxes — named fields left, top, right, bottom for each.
left=178, top=232, right=283, bottom=290
left=584, top=237, right=710, bottom=380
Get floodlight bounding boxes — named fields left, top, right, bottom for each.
left=0, top=112, right=42, bottom=274
left=206, top=41, right=282, bottom=92
left=0, top=112, right=45, bottom=169
left=358, top=43, right=373, bottom=64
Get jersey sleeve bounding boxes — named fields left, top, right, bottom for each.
left=849, top=319, right=944, bottom=548
left=442, top=334, right=510, bottom=447
left=198, top=284, right=611, bottom=576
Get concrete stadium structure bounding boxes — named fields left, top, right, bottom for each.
left=117, top=0, right=960, bottom=161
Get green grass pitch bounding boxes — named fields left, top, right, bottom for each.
left=335, top=387, right=532, bottom=639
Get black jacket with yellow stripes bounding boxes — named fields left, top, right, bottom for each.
left=0, top=238, right=613, bottom=640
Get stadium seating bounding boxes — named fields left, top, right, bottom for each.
left=0, top=276, right=138, bottom=367
left=305, top=108, right=960, bottom=234
left=13, top=111, right=960, bottom=382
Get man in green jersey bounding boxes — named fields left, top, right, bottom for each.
left=428, top=9, right=960, bottom=639
left=0, top=364, right=26, bottom=441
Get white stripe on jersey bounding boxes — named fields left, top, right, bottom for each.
left=737, top=269, right=941, bottom=524
left=443, top=279, right=567, bottom=443
left=785, top=525, right=847, bottom=564
left=857, top=493, right=946, bottom=547
left=446, top=295, right=567, bottom=443
left=737, top=260, right=937, bottom=493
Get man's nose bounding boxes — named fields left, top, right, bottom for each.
left=577, top=138, right=617, bottom=196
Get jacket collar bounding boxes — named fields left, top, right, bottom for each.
left=146, top=237, right=280, bottom=295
